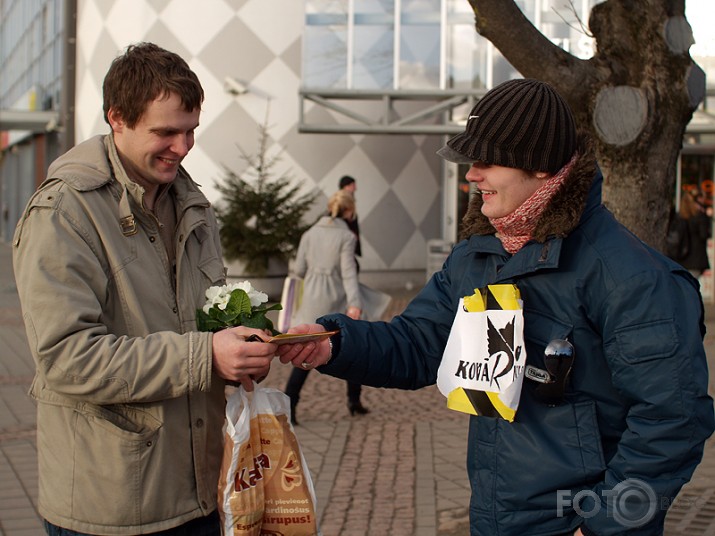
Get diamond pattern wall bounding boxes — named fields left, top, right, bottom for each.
left=74, top=0, right=444, bottom=276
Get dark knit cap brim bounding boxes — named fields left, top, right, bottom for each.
left=436, top=144, right=478, bottom=164
left=438, top=79, right=577, bottom=174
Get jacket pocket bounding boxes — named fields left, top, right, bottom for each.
left=610, top=319, right=678, bottom=364
left=70, top=404, right=162, bottom=525
left=187, top=226, right=226, bottom=303
left=488, top=399, right=606, bottom=513
left=198, top=256, right=225, bottom=286
left=605, top=319, right=684, bottom=419
left=80, top=402, right=163, bottom=437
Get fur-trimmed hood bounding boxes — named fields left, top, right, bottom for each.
left=459, top=135, right=598, bottom=243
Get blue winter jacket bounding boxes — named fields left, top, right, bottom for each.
left=316, top=150, right=714, bottom=535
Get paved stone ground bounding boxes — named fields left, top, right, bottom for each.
left=2, top=238, right=715, bottom=535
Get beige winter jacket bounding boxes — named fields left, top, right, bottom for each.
left=13, top=135, right=227, bottom=534
left=291, top=216, right=362, bottom=325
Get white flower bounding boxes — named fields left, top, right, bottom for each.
left=231, top=280, right=268, bottom=308
left=201, top=281, right=268, bottom=314
left=203, top=284, right=232, bottom=313
left=198, top=281, right=279, bottom=333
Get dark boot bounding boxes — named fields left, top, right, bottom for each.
left=289, top=395, right=299, bottom=425
left=347, top=381, right=369, bottom=416
left=285, top=368, right=310, bottom=426
left=348, top=401, right=369, bottom=416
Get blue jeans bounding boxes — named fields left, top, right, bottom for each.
left=44, top=510, right=221, bottom=536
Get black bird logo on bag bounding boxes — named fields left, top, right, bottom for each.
left=487, top=316, right=522, bottom=389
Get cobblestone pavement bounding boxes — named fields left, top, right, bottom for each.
left=1, top=240, right=715, bottom=535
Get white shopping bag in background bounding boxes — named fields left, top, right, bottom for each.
left=277, top=276, right=304, bottom=333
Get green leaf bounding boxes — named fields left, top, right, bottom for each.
left=196, top=287, right=281, bottom=334
left=215, top=309, right=239, bottom=324
left=226, top=289, right=252, bottom=316
left=240, top=311, right=278, bottom=335
left=252, top=303, right=283, bottom=315
left=196, top=309, right=227, bottom=332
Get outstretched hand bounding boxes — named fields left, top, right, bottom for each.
left=212, top=326, right=277, bottom=391
left=276, top=323, right=332, bottom=370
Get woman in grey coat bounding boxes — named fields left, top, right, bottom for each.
left=284, top=190, right=368, bottom=423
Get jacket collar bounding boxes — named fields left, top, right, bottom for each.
left=459, top=136, right=599, bottom=244
left=45, top=134, right=210, bottom=236
left=45, top=135, right=113, bottom=191
left=316, top=216, right=350, bottom=230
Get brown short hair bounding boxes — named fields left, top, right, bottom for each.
left=102, top=42, right=204, bottom=128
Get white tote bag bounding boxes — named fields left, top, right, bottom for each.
left=437, top=284, right=526, bottom=421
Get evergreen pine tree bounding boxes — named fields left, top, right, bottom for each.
left=215, top=114, right=317, bottom=276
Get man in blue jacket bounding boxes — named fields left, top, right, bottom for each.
left=278, top=79, right=714, bottom=535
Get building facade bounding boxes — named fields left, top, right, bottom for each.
left=0, top=0, right=71, bottom=244
left=2, top=0, right=714, bottom=292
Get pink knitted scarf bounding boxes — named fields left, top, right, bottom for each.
left=490, top=155, right=577, bottom=254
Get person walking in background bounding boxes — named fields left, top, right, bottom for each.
left=277, top=79, right=714, bottom=535
left=679, top=189, right=711, bottom=278
left=12, top=42, right=276, bottom=535
left=338, top=174, right=362, bottom=262
left=284, top=190, right=370, bottom=424
left=336, top=174, right=372, bottom=407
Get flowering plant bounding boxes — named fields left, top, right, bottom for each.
left=196, top=281, right=282, bottom=334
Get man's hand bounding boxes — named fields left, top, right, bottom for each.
left=212, top=327, right=277, bottom=391
left=574, top=528, right=583, bottom=536
left=276, top=323, right=332, bottom=370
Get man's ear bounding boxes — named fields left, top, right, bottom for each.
left=535, top=171, right=550, bottom=180
left=107, top=109, right=125, bottom=133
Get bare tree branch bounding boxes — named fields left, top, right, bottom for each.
left=464, top=0, right=699, bottom=249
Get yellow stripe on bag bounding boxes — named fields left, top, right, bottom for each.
left=463, top=289, right=486, bottom=312
left=486, top=391, right=516, bottom=422
left=486, top=284, right=521, bottom=311
left=446, top=387, right=479, bottom=415
left=463, top=284, right=521, bottom=313
left=447, top=388, right=517, bottom=421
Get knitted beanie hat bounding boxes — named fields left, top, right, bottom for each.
left=437, top=79, right=577, bottom=174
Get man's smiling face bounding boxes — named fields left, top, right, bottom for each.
left=109, top=92, right=200, bottom=196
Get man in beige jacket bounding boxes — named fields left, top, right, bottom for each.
left=13, top=42, right=277, bottom=535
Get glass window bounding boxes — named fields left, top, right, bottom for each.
left=303, top=0, right=600, bottom=90
left=399, top=1, right=440, bottom=89
left=353, top=0, right=394, bottom=89
left=445, top=9, right=487, bottom=90
left=304, top=1, right=349, bottom=88
left=537, top=0, right=596, bottom=58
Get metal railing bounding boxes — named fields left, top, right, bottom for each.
left=299, top=87, right=715, bottom=136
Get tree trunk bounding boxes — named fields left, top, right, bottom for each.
left=467, top=0, right=699, bottom=251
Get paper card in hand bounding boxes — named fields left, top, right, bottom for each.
left=437, top=284, right=526, bottom=421
left=247, top=330, right=339, bottom=345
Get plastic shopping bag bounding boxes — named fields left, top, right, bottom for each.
left=217, top=383, right=320, bottom=535
left=358, top=283, right=392, bottom=321
left=277, top=276, right=304, bottom=333
left=436, top=284, right=526, bottom=421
